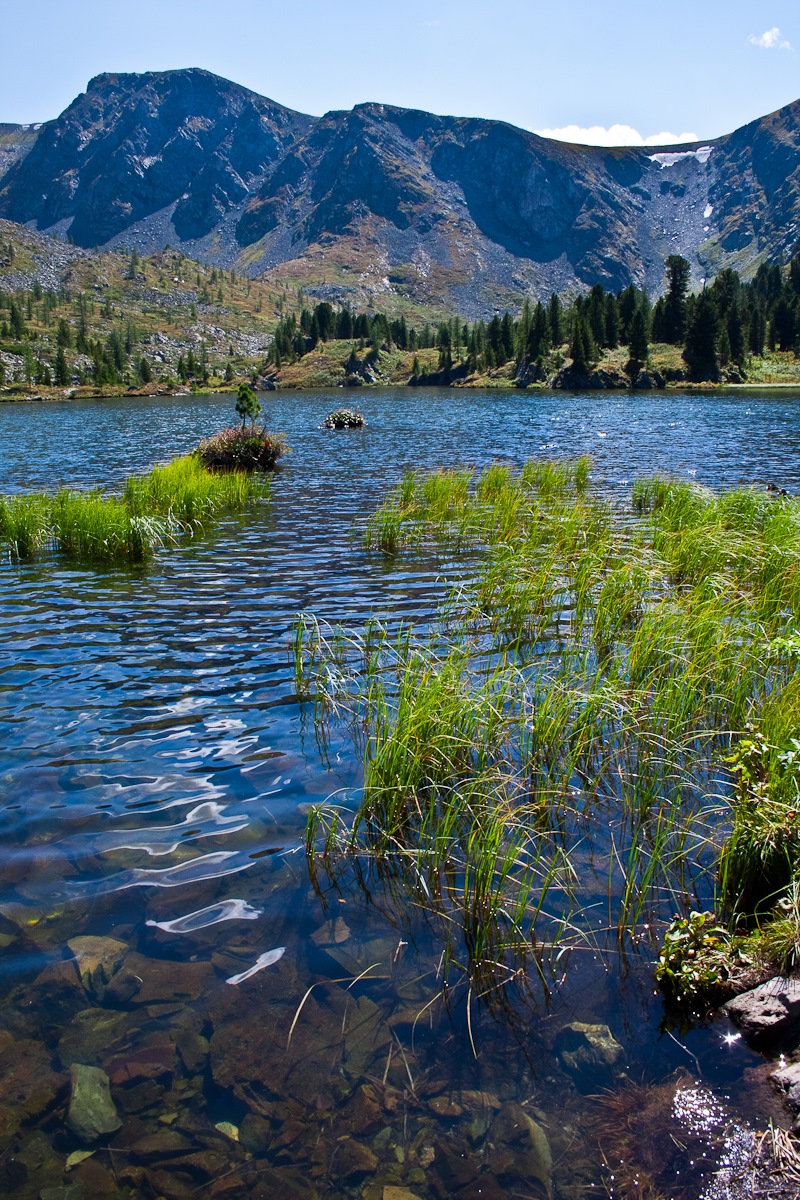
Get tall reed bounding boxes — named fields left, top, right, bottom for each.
left=1, top=453, right=271, bottom=565
left=302, top=464, right=800, bottom=1003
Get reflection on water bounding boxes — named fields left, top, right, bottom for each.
left=1, top=388, right=800, bottom=1198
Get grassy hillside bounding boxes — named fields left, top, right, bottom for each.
left=2, top=219, right=800, bottom=399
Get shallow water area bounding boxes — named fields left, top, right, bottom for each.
left=2, top=387, right=800, bottom=1200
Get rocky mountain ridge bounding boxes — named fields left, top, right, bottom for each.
left=1, top=69, right=798, bottom=316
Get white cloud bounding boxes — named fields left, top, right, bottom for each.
left=534, top=124, right=699, bottom=148
left=748, top=27, right=792, bottom=50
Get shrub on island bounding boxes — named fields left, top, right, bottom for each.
left=322, top=408, right=365, bottom=430
left=197, top=383, right=288, bottom=471
left=197, top=426, right=288, bottom=472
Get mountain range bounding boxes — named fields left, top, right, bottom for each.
left=0, top=69, right=798, bottom=316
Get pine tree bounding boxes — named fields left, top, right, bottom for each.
left=9, top=299, right=25, bottom=340
left=548, top=293, right=564, bottom=346
left=617, top=286, right=638, bottom=343
left=683, top=291, right=720, bottom=381
left=626, top=307, right=649, bottom=383
left=570, top=315, right=596, bottom=375
left=55, top=346, right=70, bottom=386
left=749, top=307, right=766, bottom=356
left=727, top=307, right=745, bottom=365
left=663, top=255, right=691, bottom=344
left=526, top=302, right=551, bottom=362
left=588, top=285, right=607, bottom=346
left=604, top=293, right=620, bottom=349
left=235, top=382, right=262, bottom=428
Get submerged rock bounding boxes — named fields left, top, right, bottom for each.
left=102, top=968, right=143, bottom=1006
left=39, top=1186, right=84, bottom=1200
left=57, top=1008, right=130, bottom=1068
left=115, top=952, right=214, bottom=1006
left=66, top=1064, right=122, bottom=1143
left=771, top=1060, right=800, bottom=1112
left=554, top=1021, right=625, bottom=1084
left=0, top=1038, right=67, bottom=1136
left=489, top=1102, right=553, bottom=1197
left=67, top=935, right=127, bottom=997
left=723, top=977, right=800, bottom=1041
left=26, top=960, right=90, bottom=1032
left=336, top=1137, right=379, bottom=1181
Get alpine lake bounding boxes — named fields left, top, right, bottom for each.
left=2, top=386, right=800, bottom=1200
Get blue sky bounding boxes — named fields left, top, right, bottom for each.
left=1, top=0, right=798, bottom=143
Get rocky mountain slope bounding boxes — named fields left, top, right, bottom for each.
left=0, top=69, right=798, bottom=316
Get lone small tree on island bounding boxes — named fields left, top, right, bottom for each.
left=235, top=382, right=262, bottom=428
left=197, top=381, right=286, bottom=472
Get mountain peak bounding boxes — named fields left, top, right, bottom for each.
left=0, top=73, right=798, bottom=312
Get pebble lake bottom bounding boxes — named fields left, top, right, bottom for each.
left=2, top=386, right=800, bottom=1199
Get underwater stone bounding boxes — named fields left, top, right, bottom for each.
left=116, top=953, right=214, bottom=1005
left=128, top=1128, right=194, bottom=1161
left=771, top=1060, right=800, bottom=1111
left=346, top=1083, right=384, bottom=1137
left=28, top=960, right=90, bottom=1030
left=337, top=1138, right=379, bottom=1181
left=239, top=1113, right=272, bottom=1154
left=102, top=968, right=143, bottom=1006
left=115, top=1080, right=164, bottom=1113
left=724, top=977, right=800, bottom=1040
left=173, top=1029, right=210, bottom=1075
left=67, top=936, right=127, bottom=997
left=0, top=1038, right=67, bottom=1125
left=489, top=1102, right=553, bottom=1197
left=554, top=1021, right=625, bottom=1081
left=57, top=1008, right=130, bottom=1068
left=107, top=1039, right=176, bottom=1084
left=39, top=1186, right=84, bottom=1200
left=66, top=1064, right=122, bottom=1143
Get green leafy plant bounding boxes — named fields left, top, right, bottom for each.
left=656, top=911, right=736, bottom=1005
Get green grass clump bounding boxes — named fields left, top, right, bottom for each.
left=1, top=453, right=273, bottom=565
left=300, top=463, right=800, bottom=1009
left=50, top=490, right=173, bottom=562
left=365, top=456, right=594, bottom=558
left=124, top=454, right=269, bottom=526
left=0, top=494, right=52, bottom=558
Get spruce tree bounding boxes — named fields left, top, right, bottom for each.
left=527, top=302, right=550, bottom=362
left=604, top=293, right=620, bottom=349
left=663, top=255, right=691, bottom=344
left=55, top=346, right=70, bottom=386
left=548, top=293, right=564, bottom=346
left=588, top=285, right=607, bottom=346
left=235, top=382, right=262, bottom=428
left=626, top=307, right=649, bottom=383
left=683, top=291, right=720, bottom=381
left=570, top=315, right=595, bottom=375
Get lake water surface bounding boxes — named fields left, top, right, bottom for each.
left=2, top=387, right=800, bottom=1200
